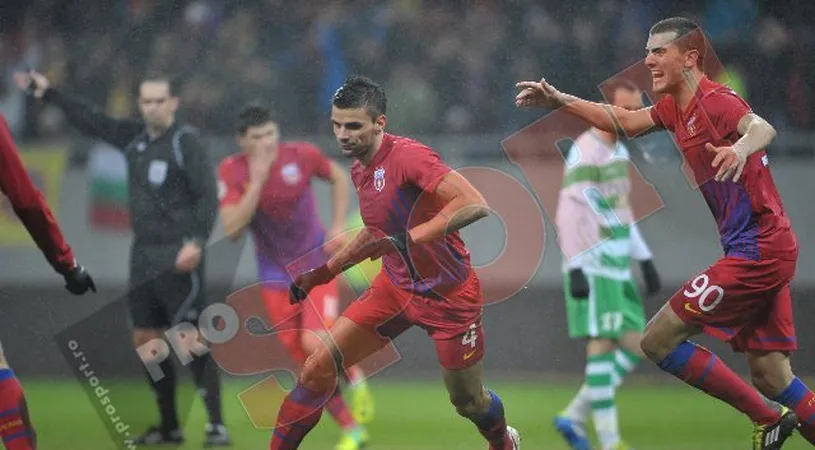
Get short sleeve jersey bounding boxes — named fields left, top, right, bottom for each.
left=351, top=133, right=471, bottom=295
left=218, top=142, right=332, bottom=282
left=649, top=77, right=797, bottom=261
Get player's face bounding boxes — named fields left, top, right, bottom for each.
left=612, top=88, right=643, bottom=111
left=645, top=32, right=686, bottom=94
left=331, top=106, right=385, bottom=159
left=138, top=81, right=178, bottom=131
left=239, top=122, right=279, bottom=156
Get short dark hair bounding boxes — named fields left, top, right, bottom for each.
left=140, top=72, right=182, bottom=96
left=236, top=104, right=276, bottom=135
left=649, top=17, right=706, bottom=69
left=603, top=78, right=640, bottom=104
left=332, top=75, right=387, bottom=120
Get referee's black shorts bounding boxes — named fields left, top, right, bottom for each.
left=128, top=243, right=207, bottom=330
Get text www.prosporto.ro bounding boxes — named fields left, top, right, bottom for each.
left=67, top=339, right=137, bottom=450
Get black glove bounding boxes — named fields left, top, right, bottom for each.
left=569, top=268, right=590, bottom=299
left=640, top=259, right=661, bottom=296
left=64, top=264, right=96, bottom=295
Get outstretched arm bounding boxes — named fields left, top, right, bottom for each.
left=15, top=71, right=143, bottom=149
left=515, top=78, right=658, bottom=138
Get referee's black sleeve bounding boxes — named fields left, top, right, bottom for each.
left=42, top=88, right=143, bottom=150
left=179, top=132, right=218, bottom=246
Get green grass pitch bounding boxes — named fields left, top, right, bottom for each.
left=23, top=377, right=811, bottom=449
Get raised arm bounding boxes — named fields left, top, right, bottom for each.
left=15, top=71, right=143, bottom=149
left=516, top=77, right=658, bottom=138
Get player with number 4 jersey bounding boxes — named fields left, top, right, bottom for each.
left=269, top=76, right=521, bottom=450
left=517, top=16, right=809, bottom=450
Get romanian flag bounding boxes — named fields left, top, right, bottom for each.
left=0, top=147, right=67, bottom=247
left=88, top=143, right=129, bottom=231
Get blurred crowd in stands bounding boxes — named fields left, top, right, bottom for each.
left=0, top=0, right=813, bottom=141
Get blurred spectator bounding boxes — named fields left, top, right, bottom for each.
left=0, top=0, right=812, bottom=143
left=386, top=62, right=437, bottom=134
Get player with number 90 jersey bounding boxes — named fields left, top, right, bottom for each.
left=650, top=77, right=798, bottom=352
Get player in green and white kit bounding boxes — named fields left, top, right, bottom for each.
left=553, top=80, right=661, bottom=450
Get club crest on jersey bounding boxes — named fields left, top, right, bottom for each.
left=374, top=167, right=386, bottom=192
left=687, top=114, right=698, bottom=136
left=281, top=163, right=301, bottom=185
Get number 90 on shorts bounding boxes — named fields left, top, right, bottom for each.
left=682, top=274, right=725, bottom=313
left=668, top=256, right=797, bottom=352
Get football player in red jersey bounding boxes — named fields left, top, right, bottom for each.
left=517, top=16, right=808, bottom=450
left=218, top=105, right=373, bottom=449
left=0, top=113, right=95, bottom=449
left=268, top=76, right=521, bottom=450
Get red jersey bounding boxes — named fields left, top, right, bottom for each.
left=649, top=77, right=797, bottom=261
left=352, top=133, right=471, bottom=295
left=218, top=142, right=332, bottom=283
left=0, top=114, right=75, bottom=274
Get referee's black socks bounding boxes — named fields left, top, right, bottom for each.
left=189, top=353, right=223, bottom=426
left=146, top=358, right=180, bottom=431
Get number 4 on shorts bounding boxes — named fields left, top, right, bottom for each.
left=462, top=323, right=478, bottom=348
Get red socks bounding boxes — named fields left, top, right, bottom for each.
left=269, top=383, right=327, bottom=449
left=657, top=341, right=779, bottom=425
left=0, top=369, right=35, bottom=450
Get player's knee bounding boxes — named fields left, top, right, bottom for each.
left=300, top=331, right=324, bottom=357
left=449, top=390, right=487, bottom=420
left=300, top=351, right=338, bottom=394
left=640, top=328, right=669, bottom=362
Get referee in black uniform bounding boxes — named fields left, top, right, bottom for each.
left=16, top=70, right=230, bottom=446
